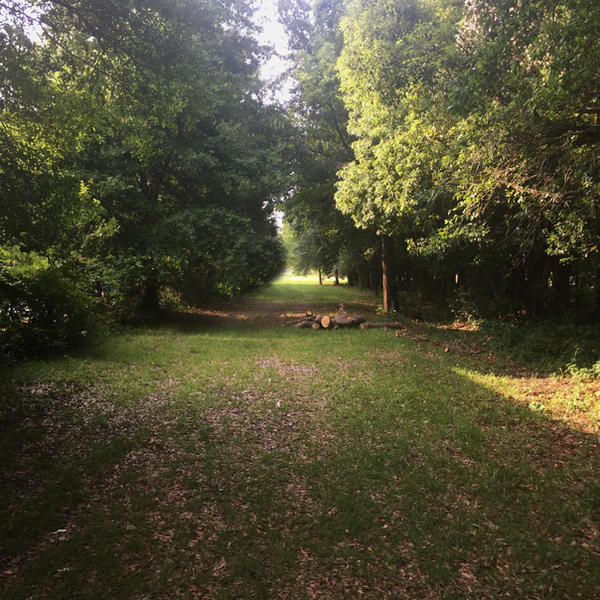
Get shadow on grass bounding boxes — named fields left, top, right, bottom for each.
left=150, top=294, right=380, bottom=332
left=403, top=314, right=599, bottom=379
left=1, top=329, right=599, bottom=599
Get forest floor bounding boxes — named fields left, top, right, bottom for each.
left=1, top=274, right=600, bottom=599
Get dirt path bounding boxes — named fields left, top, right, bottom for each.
left=170, top=294, right=380, bottom=328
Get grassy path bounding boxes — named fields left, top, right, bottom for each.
left=1, top=275, right=599, bottom=599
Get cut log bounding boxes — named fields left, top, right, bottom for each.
left=305, top=310, right=313, bottom=317
left=289, top=313, right=368, bottom=330
left=359, top=322, right=403, bottom=329
left=330, top=314, right=367, bottom=328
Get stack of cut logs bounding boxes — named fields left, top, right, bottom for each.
left=291, top=311, right=402, bottom=330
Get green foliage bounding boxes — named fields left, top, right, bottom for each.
left=336, top=0, right=600, bottom=316
left=0, top=247, right=98, bottom=361
left=279, top=0, right=380, bottom=284
left=155, top=207, right=285, bottom=302
left=480, top=318, right=600, bottom=377
left=1, top=0, right=289, bottom=356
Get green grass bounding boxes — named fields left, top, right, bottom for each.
left=478, top=318, right=600, bottom=377
left=1, top=276, right=599, bottom=598
left=252, top=272, right=376, bottom=306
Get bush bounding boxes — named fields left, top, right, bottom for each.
left=0, top=247, right=98, bottom=361
left=479, top=317, right=600, bottom=377
left=154, top=207, right=285, bottom=304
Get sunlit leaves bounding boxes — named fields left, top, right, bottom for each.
left=335, top=0, right=600, bottom=312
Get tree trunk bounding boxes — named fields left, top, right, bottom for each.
left=318, top=269, right=322, bottom=285
left=381, top=235, right=391, bottom=313
left=140, top=279, right=160, bottom=314
left=330, top=314, right=366, bottom=327
left=596, top=268, right=600, bottom=313
left=334, top=268, right=340, bottom=285
left=552, top=259, right=571, bottom=312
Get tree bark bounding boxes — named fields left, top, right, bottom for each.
left=139, top=279, right=160, bottom=314
left=330, top=314, right=366, bottom=327
left=381, top=235, right=391, bottom=313
left=318, top=269, right=323, bottom=285
left=552, top=259, right=571, bottom=312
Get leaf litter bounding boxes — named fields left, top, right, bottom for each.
left=2, top=289, right=600, bottom=599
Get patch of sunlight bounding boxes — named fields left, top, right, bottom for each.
left=273, top=272, right=348, bottom=286
left=438, top=321, right=480, bottom=332
left=191, top=309, right=231, bottom=318
left=454, top=367, right=600, bottom=432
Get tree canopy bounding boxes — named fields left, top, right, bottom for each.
left=2, top=0, right=600, bottom=358
left=333, top=0, right=600, bottom=316
left=1, top=0, right=287, bottom=357
left=278, top=0, right=380, bottom=286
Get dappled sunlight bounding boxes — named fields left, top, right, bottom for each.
left=3, top=0, right=599, bottom=596
left=189, top=308, right=231, bottom=319
left=279, top=310, right=306, bottom=318
left=190, top=308, right=250, bottom=321
left=438, top=320, right=481, bottom=332
left=168, top=274, right=380, bottom=328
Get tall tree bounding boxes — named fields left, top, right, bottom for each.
left=279, top=0, right=379, bottom=287
left=336, top=0, right=463, bottom=308
left=0, top=0, right=287, bottom=357
left=336, top=0, right=600, bottom=316
left=1, top=0, right=287, bottom=302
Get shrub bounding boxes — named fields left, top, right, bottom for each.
left=0, top=247, right=98, bottom=361
left=154, top=207, right=285, bottom=304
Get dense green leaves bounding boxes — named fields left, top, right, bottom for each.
left=154, top=207, right=284, bottom=302
left=3, top=0, right=600, bottom=361
left=1, top=0, right=286, bottom=358
left=279, top=0, right=379, bottom=284
left=336, top=0, right=600, bottom=316
left=0, top=246, right=98, bottom=358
